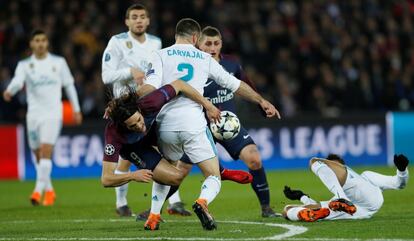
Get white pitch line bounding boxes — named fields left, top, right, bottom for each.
left=0, top=219, right=307, bottom=241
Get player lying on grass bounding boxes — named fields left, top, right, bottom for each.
left=282, top=154, right=409, bottom=222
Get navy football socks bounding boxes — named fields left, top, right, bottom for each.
left=249, top=167, right=270, bottom=206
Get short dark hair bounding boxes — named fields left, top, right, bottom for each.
left=107, top=88, right=141, bottom=125
left=326, top=154, right=345, bottom=165
left=125, top=3, right=149, bottom=19
left=176, top=18, right=201, bottom=37
left=201, top=26, right=222, bottom=39
left=30, top=29, right=46, bottom=40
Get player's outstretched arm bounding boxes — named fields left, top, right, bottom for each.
left=170, top=79, right=221, bottom=123
left=235, top=81, right=281, bottom=119
left=101, top=161, right=153, bottom=187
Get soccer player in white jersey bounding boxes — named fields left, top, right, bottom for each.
left=2, top=30, right=82, bottom=206
left=143, top=18, right=280, bottom=230
left=282, top=154, right=409, bottom=222
left=101, top=4, right=191, bottom=217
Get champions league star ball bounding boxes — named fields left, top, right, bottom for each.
left=209, top=111, right=241, bottom=140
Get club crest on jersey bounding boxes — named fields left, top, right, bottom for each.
left=126, top=41, right=132, bottom=49
left=105, top=144, right=115, bottom=155
left=30, top=63, right=34, bottom=69
left=52, top=66, right=56, bottom=72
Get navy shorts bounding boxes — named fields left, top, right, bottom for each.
left=120, top=140, right=162, bottom=171
left=216, top=125, right=255, bottom=160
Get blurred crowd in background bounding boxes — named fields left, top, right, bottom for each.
left=1, top=0, right=414, bottom=122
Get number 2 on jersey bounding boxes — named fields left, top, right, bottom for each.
left=177, top=63, right=194, bottom=81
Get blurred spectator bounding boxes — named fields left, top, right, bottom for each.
left=1, top=0, right=414, bottom=122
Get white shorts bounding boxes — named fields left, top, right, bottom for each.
left=158, top=128, right=217, bottom=164
left=320, top=167, right=384, bottom=220
left=27, top=118, right=62, bottom=150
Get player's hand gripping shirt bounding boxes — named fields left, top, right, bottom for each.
left=145, top=44, right=241, bottom=132
left=6, top=54, right=80, bottom=120
left=102, top=32, right=161, bottom=97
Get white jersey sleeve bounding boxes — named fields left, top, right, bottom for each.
left=208, top=57, right=241, bottom=92
left=145, top=51, right=163, bottom=89
left=6, top=62, right=26, bottom=95
left=61, top=58, right=75, bottom=86
left=60, top=58, right=81, bottom=113
left=101, top=37, right=132, bottom=84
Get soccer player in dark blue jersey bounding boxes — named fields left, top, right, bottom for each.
left=198, top=26, right=280, bottom=218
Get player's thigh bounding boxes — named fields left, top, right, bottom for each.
left=182, top=128, right=217, bottom=164
left=311, top=159, right=347, bottom=185
left=153, top=159, right=185, bottom=186
left=239, top=144, right=262, bottom=170
left=218, top=126, right=255, bottom=160
left=196, top=156, right=220, bottom=178
left=157, top=131, right=184, bottom=161
left=39, top=118, right=62, bottom=146
left=26, top=118, right=41, bottom=150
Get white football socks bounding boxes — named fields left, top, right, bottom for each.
left=114, top=169, right=129, bottom=208
left=286, top=207, right=303, bottom=221
left=168, top=189, right=182, bottom=204
left=300, top=195, right=317, bottom=205
left=199, top=175, right=221, bottom=205
left=34, top=159, right=52, bottom=193
left=150, top=182, right=171, bottom=215
left=311, top=161, right=348, bottom=200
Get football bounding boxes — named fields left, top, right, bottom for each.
left=209, top=110, right=241, bottom=140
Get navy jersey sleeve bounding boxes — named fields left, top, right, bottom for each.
left=137, top=85, right=176, bottom=115
left=103, top=122, right=124, bottom=163
left=236, top=64, right=257, bottom=92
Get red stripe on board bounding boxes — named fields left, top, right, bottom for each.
left=0, top=125, right=18, bottom=179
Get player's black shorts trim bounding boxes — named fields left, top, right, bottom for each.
left=216, top=125, right=255, bottom=160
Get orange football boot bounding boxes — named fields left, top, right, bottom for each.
left=42, top=190, right=56, bottom=206
left=144, top=213, right=161, bottom=231
left=30, top=192, right=41, bottom=206
left=297, top=207, right=330, bottom=222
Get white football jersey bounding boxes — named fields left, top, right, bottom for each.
left=6, top=53, right=77, bottom=120
left=145, top=43, right=241, bottom=131
left=102, top=31, right=162, bottom=97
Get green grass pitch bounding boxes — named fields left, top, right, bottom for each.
left=0, top=166, right=413, bottom=240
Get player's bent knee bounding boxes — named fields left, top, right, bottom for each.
left=246, top=158, right=262, bottom=170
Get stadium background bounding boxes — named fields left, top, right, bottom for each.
left=1, top=0, right=414, bottom=180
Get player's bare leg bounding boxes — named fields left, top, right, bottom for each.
left=114, top=159, right=132, bottom=217
left=193, top=157, right=221, bottom=230
left=166, top=161, right=192, bottom=216
left=34, top=143, right=55, bottom=206
left=30, top=148, right=42, bottom=206
left=239, top=144, right=279, bottom=217
left=144, top=160, right=189, bottom=230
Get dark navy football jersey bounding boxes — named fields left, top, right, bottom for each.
left=103, top=85, right=176, bottom=163
left=203, top=54, right=256, bottom=112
